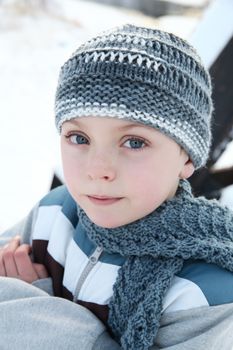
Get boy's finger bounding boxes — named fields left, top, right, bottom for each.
left=33, top=263, right=49, bottom=279
left=2, top=236, right=21, bottom=277
left=14, top=244, right=38, bottom=282
left=2, top=249, right=19, bottom=277
left=4, top=236, right=21, bottom=252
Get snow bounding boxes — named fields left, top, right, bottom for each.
left=0, top=0, right=232, bottom=232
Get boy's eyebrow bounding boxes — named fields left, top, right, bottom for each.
left=67, top=119, right=81, bottom=126
left=118, top=122, right=148, bottom=131
left=118, top=122, right=157, bottom=133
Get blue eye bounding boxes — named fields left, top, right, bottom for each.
left=69, top=134, right=89, bottom=144
left=124, top=138, right=146, bottom=149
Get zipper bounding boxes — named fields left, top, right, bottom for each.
left=73, top=246, right=103, bottom=303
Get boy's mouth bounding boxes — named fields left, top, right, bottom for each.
left=87, top=195, right=123, bottom=205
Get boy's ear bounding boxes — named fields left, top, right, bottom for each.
left=180, top=159, right=195, bottom=179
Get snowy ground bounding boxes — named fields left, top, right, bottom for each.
left=0, top=0, right=232, bottom=231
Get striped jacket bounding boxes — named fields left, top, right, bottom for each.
left=31, top=185, right=233, bottom=325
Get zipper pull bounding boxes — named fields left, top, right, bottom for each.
left=89, top=246, right=103, bottom=264
left=73, top=246, right=103, bottom=303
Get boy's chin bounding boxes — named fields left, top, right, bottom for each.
left=87, top=213, right=129, bottom=229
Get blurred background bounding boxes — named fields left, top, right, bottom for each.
left=0, top=0, right=233, bottom=231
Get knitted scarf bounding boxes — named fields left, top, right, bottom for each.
left=77, top=180, right=233, bottom=350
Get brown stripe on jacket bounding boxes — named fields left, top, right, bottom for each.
left=32, top=239, right=109, bottom=325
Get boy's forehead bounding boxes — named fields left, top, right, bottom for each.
left=64, top=116, right=155, bottom=131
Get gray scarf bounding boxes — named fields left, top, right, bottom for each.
left=77, top=180, right=233, bottom=350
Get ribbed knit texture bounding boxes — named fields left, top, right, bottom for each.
left=78, top=180, right=233, bottom=350
left=55, top=24, right=213, bottom=168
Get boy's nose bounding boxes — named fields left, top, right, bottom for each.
left=87, top=153, right=117, bottom=181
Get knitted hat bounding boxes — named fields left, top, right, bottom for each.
left=55, top=24, right=213, bottom=168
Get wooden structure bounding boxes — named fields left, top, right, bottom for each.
left=189, top=0, right=233, bottom=198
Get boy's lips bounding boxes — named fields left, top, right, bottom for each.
left=87, top=195, right=123, bottom=205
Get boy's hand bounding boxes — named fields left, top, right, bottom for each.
left=0, top=236, right=48, bottom=283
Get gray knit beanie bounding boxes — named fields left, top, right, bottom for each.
left=55, top=24, right=213, bottom=168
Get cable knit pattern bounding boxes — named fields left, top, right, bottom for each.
left=55, top=24, right=213, bottom=168
left=78, top=180, right=233, bottom=350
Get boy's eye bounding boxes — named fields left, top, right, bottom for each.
left=68, top=134, right=89, bottom=145
left=123, top=138, right=146, bottom=149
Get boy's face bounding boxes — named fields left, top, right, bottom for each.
left=61, top=117, right=194, bottom=228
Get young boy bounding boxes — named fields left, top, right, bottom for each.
left=1, top=24, right=233, bottom=350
